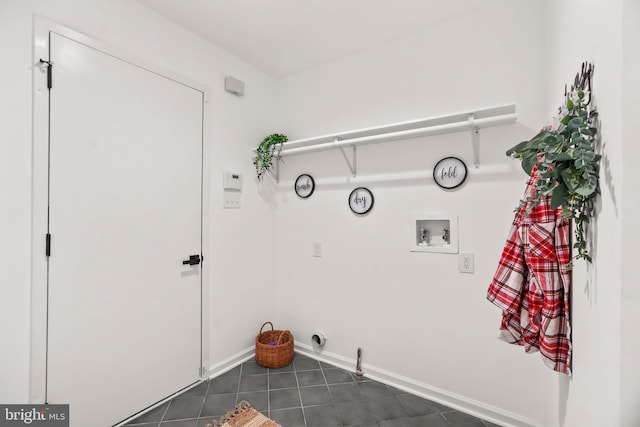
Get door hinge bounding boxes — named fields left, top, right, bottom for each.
left=45, top=233, right=51, bottom=257
left=39, top=59, right=53, bottom=89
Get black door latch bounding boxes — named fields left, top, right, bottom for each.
left=182, top=254, right=201, bottom=265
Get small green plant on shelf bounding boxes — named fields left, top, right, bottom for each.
left=506, top=62, right=599, bottom=262
left=253, top=133, right=288, bottom=181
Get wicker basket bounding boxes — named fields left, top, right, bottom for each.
left=255, top=321, right=294, bottom=368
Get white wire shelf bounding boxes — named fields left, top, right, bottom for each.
left=257, top=104, right=517, bottom=182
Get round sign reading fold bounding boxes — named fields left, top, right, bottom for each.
left=433, top=157, right=467, bottom=189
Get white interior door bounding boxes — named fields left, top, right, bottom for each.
left=46, top=33, right=203, bottom=427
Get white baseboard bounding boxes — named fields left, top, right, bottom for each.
left=208, top=346, right=255, bottom=379
left=294, top=343, right=542, bottom=427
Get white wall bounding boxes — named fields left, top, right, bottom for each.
left=274, top=1, right=555, bottom=425
left=0, top=0, right=278, bottom=404
left=541, top=0, right=630, bottom=426
left=620, top=0, right=640, bottom=425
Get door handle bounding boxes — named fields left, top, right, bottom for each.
left=182, top=254, right=201, bottom=265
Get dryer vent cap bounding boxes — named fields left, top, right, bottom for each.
left=311, top=332, right=326, bottom=347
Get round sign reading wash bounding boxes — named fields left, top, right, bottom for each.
left=294, top=174, right=315, bottom=198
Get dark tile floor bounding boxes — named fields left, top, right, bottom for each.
left=125, top=353, right=499, bottom=427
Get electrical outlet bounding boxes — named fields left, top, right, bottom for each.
left=459, top=252, right=474, bottom=273
left=312, top=241, right=322, bottom=257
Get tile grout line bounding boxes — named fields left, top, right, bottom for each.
left=196, top=378, right=212, bottom=422
left=355, top=380, right=392, bottom=426
left=156, top=416, right=200, bottom=423
left=438, top=410, right=454, bottom=425
left=156, top=399, right=171, bottom=427
left=235, top=363, right=243, bottom=407
left=292, top=358, right=308, bottom=427
left=318, top=363, right=345, bottom=427
left=267, top=367, right=271, bottom=418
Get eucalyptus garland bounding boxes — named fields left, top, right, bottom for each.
left=253, top=133, right=288, bottom=181
left=506, top=62, right=599, bottom=262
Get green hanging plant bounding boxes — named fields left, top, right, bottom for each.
left=253, top=133, right=288, bottom=181
left=506, top=62, right=599, bottom=263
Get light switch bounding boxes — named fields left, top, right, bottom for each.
left=223, top=191, right=240, bottom=208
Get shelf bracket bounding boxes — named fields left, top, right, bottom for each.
left=468, top=114, right=480, bottom=168
left=337, top=139, right=357, bottom=177
left=268, top=156, right=281, bottom=183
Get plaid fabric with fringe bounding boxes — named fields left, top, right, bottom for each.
left=487, top=163, right=572, bottom=375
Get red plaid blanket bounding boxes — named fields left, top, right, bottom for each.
left=487, top=164, right=572, bottom=374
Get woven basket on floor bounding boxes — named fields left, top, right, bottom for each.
left=255, top=321, right=294, bottom=368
